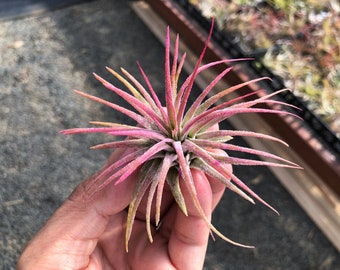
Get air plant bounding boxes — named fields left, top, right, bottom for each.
left=60, top=20, right=300, bottom=251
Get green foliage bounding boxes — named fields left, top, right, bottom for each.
left=190, top=0, right=340, bottom=136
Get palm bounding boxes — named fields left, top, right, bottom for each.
left=87, top=177, right=200, bottom=269
left=93, top=205, right=175, bottom=269
left=17, top=150, right=226, bottom=270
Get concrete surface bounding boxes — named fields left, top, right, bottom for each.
left=0, top=0, right=339, bottom=269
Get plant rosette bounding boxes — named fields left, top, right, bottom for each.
left=60, top=20, right=301, bottom=251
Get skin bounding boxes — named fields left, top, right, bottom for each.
left=17, top=145, right=230, bottom=270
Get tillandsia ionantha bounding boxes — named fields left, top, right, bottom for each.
left=60, top=20, right=301, bottom=251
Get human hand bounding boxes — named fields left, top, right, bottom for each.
left=17, top=145, right=229, bottom=270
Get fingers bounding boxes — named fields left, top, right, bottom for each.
left=17, top=148, right=137, bottom=269
left=206, top=148, right=231, bottom=210
left=204, top=123, right=228, bottom=209
left=207, top=173, right=228, bottom=211
left=60, top=148, right=137, bottom=240
left=167, top=169, right=213, bottom=270
left=69, top=148, right=136, bottom=215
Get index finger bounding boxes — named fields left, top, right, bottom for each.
left=167, top=169, right=214, bottom=269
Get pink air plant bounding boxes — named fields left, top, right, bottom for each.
left=60, top=21, right=301, bottom=251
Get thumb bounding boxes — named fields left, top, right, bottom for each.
left=17, top=148, right=136, bottom=269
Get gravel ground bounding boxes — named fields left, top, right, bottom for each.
left=0, top=0, right=339, bottom=269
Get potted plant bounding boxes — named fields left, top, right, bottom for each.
left=188, top=0, right=340, bottom=139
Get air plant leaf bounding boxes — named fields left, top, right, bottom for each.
left=60, top=19, right=301, bottom=251
left=167, top=167, right=187, bottom=217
